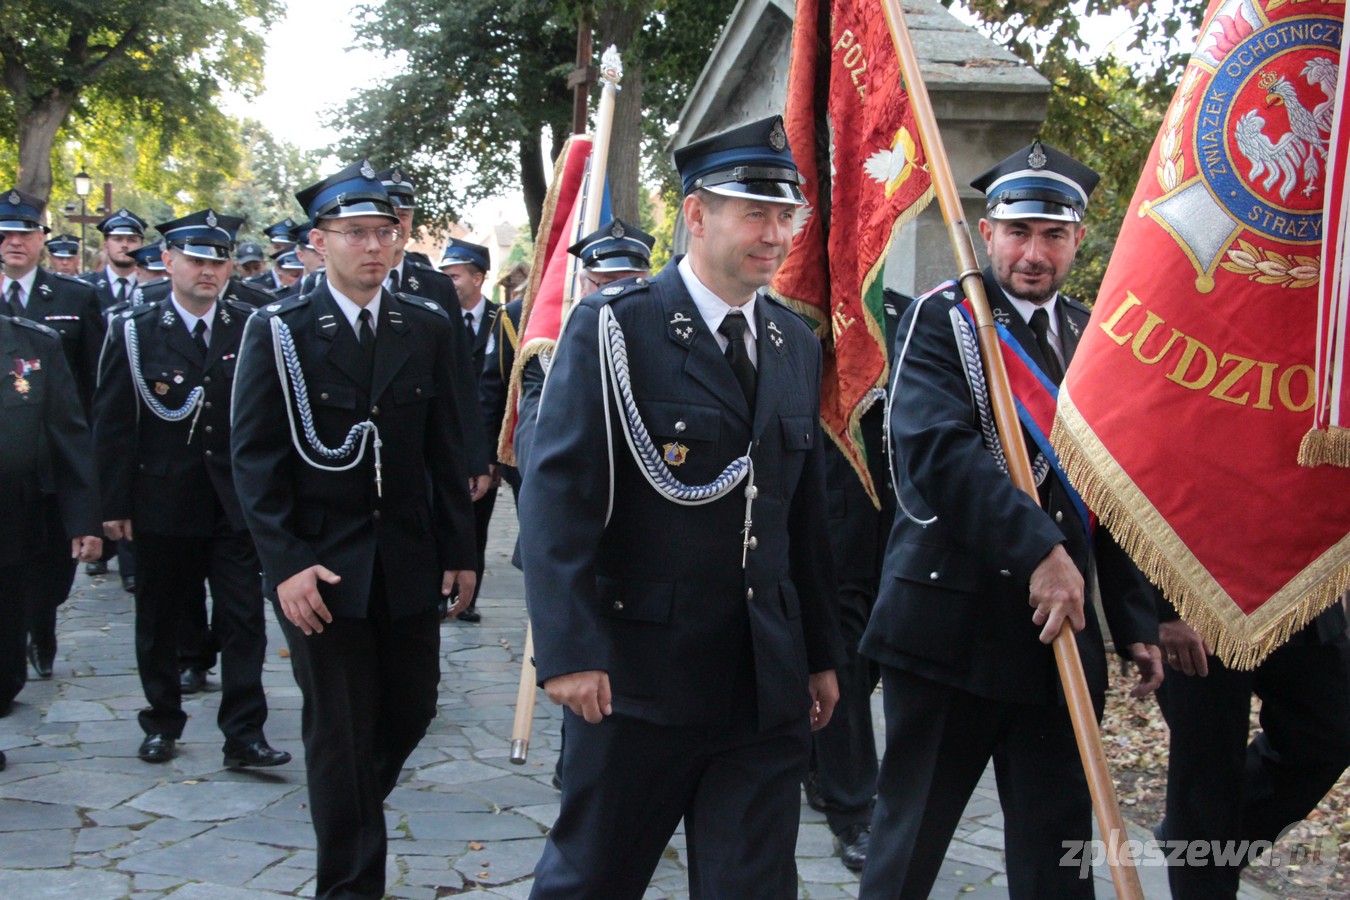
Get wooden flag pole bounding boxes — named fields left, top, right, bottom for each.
left=512, top=44, right=624, bottom=765
left=878, top=1, right=1143, bottom=895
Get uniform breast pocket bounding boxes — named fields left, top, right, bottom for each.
left=642, top=399, right=721, bottom=466
left=144, top=366, right=192, bottom=407
left=391, top=380, right=436, bottom=406
left=779, top=415, right=814, bottom=452
left=309, top=381, right=356, bottom=410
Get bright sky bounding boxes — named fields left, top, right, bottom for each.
left=220, top=0, right=390, bottom=160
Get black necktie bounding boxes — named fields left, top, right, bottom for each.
left=357, top=308, right=376, bottom=387
left=387, top=269, right=399, bottom=293
left=718, top=311, right=756, bottom=410
left=463, top=311, right=475, bottom=339
left=7, top=281, right=23, bottom=318
left=115, top=278, right=129, bottom=306
left=1028, top=308, right=1064, bottom=385
left=192, top=319, right=209, bottom=360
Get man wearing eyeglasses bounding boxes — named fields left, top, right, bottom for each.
left=231, top=160, right=478, bottom=900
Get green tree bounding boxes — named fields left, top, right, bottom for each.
left=950, top=0, right=1209, bottom=301
left=332, top=0, right=736, bottom=237
left=0, top=0, right=283, bottom=203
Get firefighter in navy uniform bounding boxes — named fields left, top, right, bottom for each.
left=45, top=234, right=82, bottom=276
left=0, top=188, right=105, bottom=679
left=0, top=311, right=103, bottom=772
left=94, top=208, right=291, bottom=770
left=520, top=117, right=845, bottom=899
left=79, top=208, right=148, bottom=314
left=231, top=162, right=477, bottom=898
left=857, top=143, right=1163, bottom=899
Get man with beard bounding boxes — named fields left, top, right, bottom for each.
left=80, top=208, right=148, bottom=314
left=857, top=142, right=1163, bottom=899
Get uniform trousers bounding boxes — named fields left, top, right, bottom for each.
left=860, top=666, right=1095, bottom=899
left=1157, top=629, right=1350, bottom=899
left=0, top=564, right=27, bottom=713
left=468, top=485, right=497, bottom=604
left=25, top=497, right=78, bottom=666
left=133, top=527, right=268, bottom=747
left=277, top=566, right=441, bottom=900
left=530, top=701, right=811, bottom=899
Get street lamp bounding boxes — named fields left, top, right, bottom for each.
left=74, top=171, right=92, bottom=269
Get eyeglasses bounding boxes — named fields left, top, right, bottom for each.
left=317, top=226, right=403, bottom=247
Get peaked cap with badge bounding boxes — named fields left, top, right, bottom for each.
left=568, top=218, right=655, bottom=273
left=45, top=234, right=81, bottom=258
left=235, top=242, right=265, bottom=264
left=673, top=115, right=806, bottom=205
left=131, top=243, right=167, bottom=273
left=375, top=166, right=416, bottom=209
left=96, top=208, right=148, bottom=236
left=264, top=218, right=299, bottom=245
left=0, top=188, right=50, bottom=233
left=294, top=160, right=397, bottom=223
left=439, top=238, right=490, bottom=272
left=270, top=248, right=304, bottom=271
left=971, top=140, right=1100, bottom=223
left=157, top=209, right=243, bottom=260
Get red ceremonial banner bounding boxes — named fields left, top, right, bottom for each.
left=498, top=135, right=593, bottom=464
left=772, top=0, right=933, bottom=505
left=1051, top=0, right=1350, bottom=668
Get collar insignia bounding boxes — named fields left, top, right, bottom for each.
left=1066, top=316, right=1081, bottom=338
left=407, top=274, right=419, bottom=291
left=219, top=307, right=232, bottom=326
left=161, top=308, right=176, bottom=326
left=993, top=307, right=1012, bottom=327
left=38, top=283, right=51, bottom=295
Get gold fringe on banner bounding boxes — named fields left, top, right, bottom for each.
left=1298, top=425, right=1350, bottom=467
left=495, top=337, right=555, bottom=467
left=1052, top=389, right=1350, bottom=670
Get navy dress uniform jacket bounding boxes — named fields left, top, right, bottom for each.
left=12, top=269, right=104, bottom=410
left=229, top=285, right=476, bottom=620
left=519, top=261, right=846, bottom=732
left=859, top=271, right=1157, bottom=706
left=0, top=316, right=99, bottom=565
left=395, top=262, right=492, bottom=476
left=94, top=297, right=255, bottom=535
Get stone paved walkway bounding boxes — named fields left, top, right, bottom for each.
left=0, top=492, right=1271, bottom=898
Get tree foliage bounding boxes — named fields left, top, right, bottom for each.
left=949, top=0, right=1210, bottom=301
left=331, top=0, right=735, bottom=237
left=0, top=0, right=282, bottom=203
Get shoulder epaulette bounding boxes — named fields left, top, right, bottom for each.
left=256, top=294, right=309, bottom=318
left=116, top=300, right=162, bottom=322
left=394, top=292, right=450, bottom=319
left=1062, top=295, right=1091, bottom=315
left=51, top=271, right=91, bottom=286
left=10, top=316, right=60, bottom=339
left=590, top=276, right=652, bottom=307
left=222, top=296, right=257, bottom=316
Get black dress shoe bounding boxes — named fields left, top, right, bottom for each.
left=27, top=643, right=52, bottom=679
left=121, top=576, right=136, bottom=593
left=138, top=734, right=175, bottom=763
left=837, top=823, right=871, bottom=872
left=804, top=772, right=828, bottom=812
left=456, top=606, right=481, bottom=623
left=85, top=561, right=109, bottom=576
left=179, top=668, right=207, bottom=694
left=224, top=740, right=292, bottom=768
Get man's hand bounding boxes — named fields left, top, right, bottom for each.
left=442, top=570, right=477, bottom=617
left=488, top=463, right=504, bottom=490
left=808, top=670, right=839, bottom=732
left=469, top=474, right=491, bottom=502
left=1028, top=543, right=1086, bottom=643
left=1160, top=619, right=1211, bottom=677
left=1124, top=642, right=1164, bottom=697
left=71, top=536, right=102, bottom=563
left=103, top=520, right=133, bottom=541
left=544, top=670, right=612, bottom=724
left=278, top=565, right=340, bottom=635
